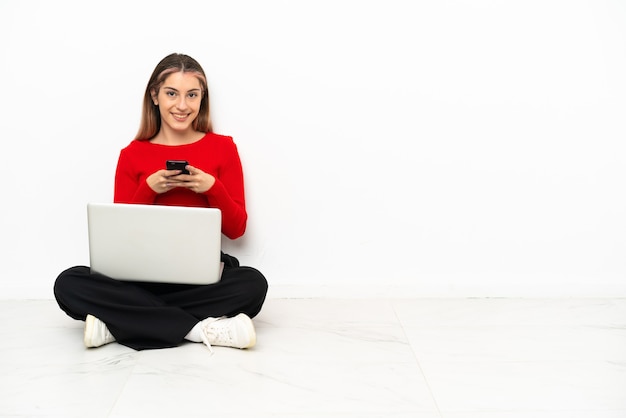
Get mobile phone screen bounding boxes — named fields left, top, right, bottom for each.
left=166, top=160, right=190, bottom=174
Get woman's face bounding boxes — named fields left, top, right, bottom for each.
left=153, top=71, right=203, bottom=133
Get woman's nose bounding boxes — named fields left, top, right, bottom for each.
left=176, top=96, right=188, bottom=109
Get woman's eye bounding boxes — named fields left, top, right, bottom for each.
left=188, top=92, right=198, bottom=99
left=166, top=91, right=176, bottom=97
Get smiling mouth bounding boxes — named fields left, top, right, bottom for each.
left=172, top=113, right=189, bottom=121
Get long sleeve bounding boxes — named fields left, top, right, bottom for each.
left=114, top=150, right=159, bottom=205
left=112, top=134, right=248, bottom=240
left=203, top=139, right=247, bottom=239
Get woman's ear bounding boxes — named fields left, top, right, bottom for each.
left=151, top=89, right=158, bottom=105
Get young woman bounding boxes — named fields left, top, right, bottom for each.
left=53, top=53, right=268, bottom=352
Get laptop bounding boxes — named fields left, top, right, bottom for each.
left=87, top=203, right=223, bottom=285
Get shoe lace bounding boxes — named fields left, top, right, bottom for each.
left=199, top=317, right=231, bottom=355
left=199, top=332, right=215, bottom=355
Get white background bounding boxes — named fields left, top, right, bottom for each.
left=1, top=0, right=625, bottom=298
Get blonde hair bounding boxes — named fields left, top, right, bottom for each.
left=135, top=53, right=212, bottom=140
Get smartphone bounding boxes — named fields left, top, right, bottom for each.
left=166, top=160, right=190, bottom=175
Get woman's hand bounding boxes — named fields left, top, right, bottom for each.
left=147, top=165, right=215, bottom=194
left=176, top=165, right=216, bottom=193
left=147, top=169, right=180, bottom=194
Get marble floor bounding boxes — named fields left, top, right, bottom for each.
left=0, top=298, right=625, bottom=417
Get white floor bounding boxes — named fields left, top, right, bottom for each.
left=1, top=298, right=625, bottom=418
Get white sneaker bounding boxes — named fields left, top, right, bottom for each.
left=84, top=314, right=116, bottom=348
left=200, top=313, right=256, bottom=351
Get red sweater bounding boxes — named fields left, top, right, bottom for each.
left=114, top=133, right=247, bottom=239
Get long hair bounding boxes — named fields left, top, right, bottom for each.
left=135, top=53, right=212, bottom=141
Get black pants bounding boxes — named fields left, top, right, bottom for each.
left=53, top=254, right=268, bottom=350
